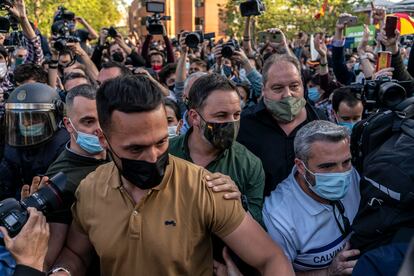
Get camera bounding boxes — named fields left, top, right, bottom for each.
left=51, top=20, right=80, bottom=53
left=347, top=77, right=413, bottom=110
left=145, top=1, right=171, bottom=35
left=1, top=15, right=21, bottom=50
left=240, top=0, right=265, bottom=17
left=185, top=31, right=204, bottom=49
left=0, top=172, right=67, bottom=237
left=54, top=6, right=75, bottom=22
left=51, top=6, right=79, bottom=52
left=221, top=39, right=240, bottom=59
left=0, top=0, right=13, bottom=10
left=107, top=26, right=118, bottom=38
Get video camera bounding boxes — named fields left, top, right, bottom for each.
left=51, top=7, right=80, bottom=53
left=347, top=77, right=413, bottom=111
left=1, top=14, right=21, bottom=50
left=145, top=1, right=171, bottom=35
left=54, top=6, right=75, bottom=23
left=240, top=0, right=265, bottom=17
left=106, top=26, right=118, bottom=38
left=221, top=39, right=240, bottom=59
left=0, top=172, right=67, bottom=237
left=0, top=0, right=13, bottom=10
left=0, top=0, right=23, bottom=50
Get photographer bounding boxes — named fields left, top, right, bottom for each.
left=231, top=47, right=263, bottom=101
left=48, top=39, right=98, bottom=89
left=91, top=28, right=145, bottom=70
left=379, top=28, right=414, bottom=84
left=242, top=16, right=254, bottom=56
left=332, top=13, right=357, bottom=85
left=73, top=16, right=98, bottom=52
left=141, top=24, right=174, bottom=68
left=7, top=0, right=44, bottom=66
left=0, top=208, right=49, bottom=276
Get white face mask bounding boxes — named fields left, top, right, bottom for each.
left=0, top=62, right=8, bottom=78
left=168, top=125, right=178, bottom=139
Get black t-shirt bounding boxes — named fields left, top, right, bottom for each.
left=45, top=146, right=108, bottom=224
left=75, top=29, right=90, bottom=42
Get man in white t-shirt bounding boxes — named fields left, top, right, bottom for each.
left=263, top=120, right=361, bottom=275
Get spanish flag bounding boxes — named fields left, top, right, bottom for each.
left=315, top=0, right=328, bottom=20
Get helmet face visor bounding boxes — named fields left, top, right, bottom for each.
left=6, top=110, right=57, bottom=147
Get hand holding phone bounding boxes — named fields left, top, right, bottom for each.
left=338, top=16, right=358, bottom=26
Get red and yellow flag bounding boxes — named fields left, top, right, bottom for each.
left=315, top=0, right=328, bottom=20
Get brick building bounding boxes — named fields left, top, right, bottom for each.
left=128, top=0, right=228, bottom=38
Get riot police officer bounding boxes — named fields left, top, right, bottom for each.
left=0, top=82, right=69, bottom=199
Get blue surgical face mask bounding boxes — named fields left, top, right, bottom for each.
left=403, top=58, right=409, bottom=66
left=302, top=162, right=352, bottom=201
left=223, top=65, right=232, bottom=77
left=338, top=121, right=356, bottom=134
left=19, top=122, right=44, bottom=137
left=69, top=118, right=104, bottom=155
left=308, top=87, right=320, bottom=103
left=353, top=62, right=360, bottom=72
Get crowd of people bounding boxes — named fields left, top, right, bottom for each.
left=0, top=0, right=412, bottom=275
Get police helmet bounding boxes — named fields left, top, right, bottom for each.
left=5, top=83, right=64, bottom=147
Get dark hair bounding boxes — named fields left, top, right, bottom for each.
left=63, top=71, right=90, bottom=85
left=66, top=84, right=96, bottom=111
left=190, top=58, right=207, bottom=71
left=96, top=75, right=163, bottom=133
left=332, top=88, right=362, bottom=112
left=235, top=81, right=250, bottom=99
left=262, top=54, right=301, bottom=86
left=14, top=63, right=48, bottom=84
left=247, top=54, right=263, bottom=71
left=101, top=61, right=132, bottom=76
left=149, top=51, right=165, bottom=61
left=164, top=98, right=181, bottom=121
left=188, top=73, right=238, bottom=110
left=0, top=46, right=8, bottom=60
left=158, top=63, right=176, bottom=85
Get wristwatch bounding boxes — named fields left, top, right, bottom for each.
left=48, top=267, right=71, bottom=275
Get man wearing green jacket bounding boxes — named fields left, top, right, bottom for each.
left=169, top=73, right=265, bottom=226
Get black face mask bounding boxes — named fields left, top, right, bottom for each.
left=112, top=52, right=125, bottom=63
left=199, top=113, right=240, bottom=151
left=109, top=142, right=169, bottom=189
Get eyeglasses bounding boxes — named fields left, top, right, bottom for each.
left=331, top=200, right=352, bottom=237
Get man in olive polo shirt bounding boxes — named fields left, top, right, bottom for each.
left=51, top=75, right=293, bottom=275
left=169, top=73, right=265, bottom=226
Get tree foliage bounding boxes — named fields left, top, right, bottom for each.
left=219, top=0, right=367, bottom=39
left=21, top=0, right=123, bottom=36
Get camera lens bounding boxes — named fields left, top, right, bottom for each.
left=378, top=82, right=406, bottom=108
left=185, top=33, right=200, bottom=49
left=54, top=39, right=66, bottom=52
left=221, top=44, right=235, bottom=59
left=21, top=172, right=67, bottom=212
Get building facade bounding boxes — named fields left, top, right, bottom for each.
left=128, top=0, right=228, bottom=38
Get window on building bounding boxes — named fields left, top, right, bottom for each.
left=195, top=0, right=204, bottom=8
